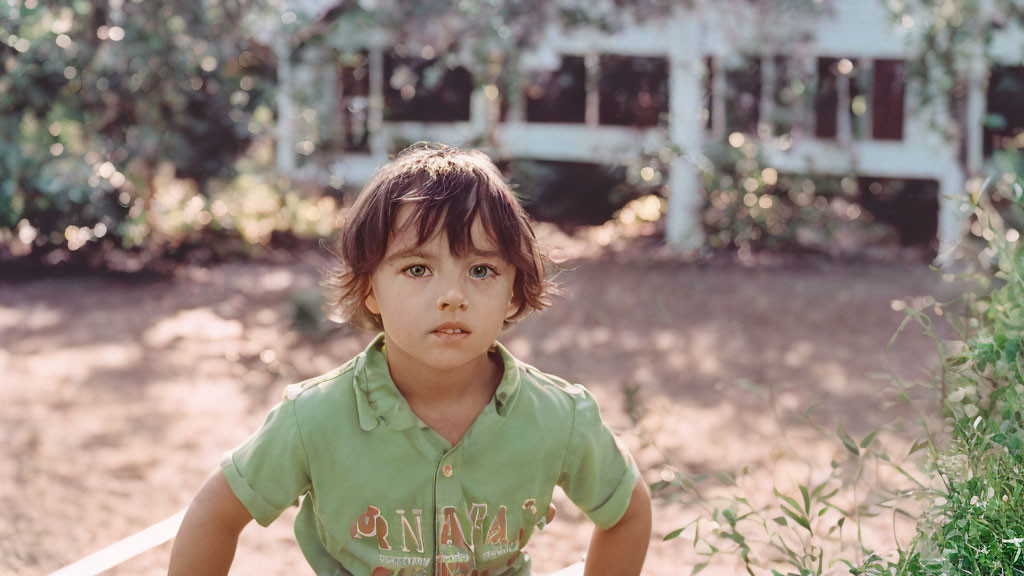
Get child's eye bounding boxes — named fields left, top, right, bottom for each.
left=403, top=264, right=430, bottom=278
left=469, top=265, right=496, bottom=279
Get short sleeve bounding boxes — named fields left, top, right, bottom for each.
left=556, top=387, right=641, bottom=530
left=220, top=396, right=312, bottom=526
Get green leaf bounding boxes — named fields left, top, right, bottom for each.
left=906, top=438, right=929, bottom=457
left=859, top=428, right=879, bottom=449
left=781, top=504, right=812, bottom=533
left=819, top=486, right=840, bottom=500
left=894, top=507, right=915, bottom=519
left=774, top=488, right=803, bottom=513
left=649, top=480, right=672, bottom=492
left=724, top=531, right=746, bottom=546
left=713, top=471, right=737, bottom=486
left=837, top=421, right=860, bottom=456
left=692, top=562, right=709, bottom=575
left=810, top=477, right=833, bottom=499
left=864, top=371, right=893, bottom=381
left=799, top=485, right=811, bottom=514
left=663, top=527, right=685, bottom=541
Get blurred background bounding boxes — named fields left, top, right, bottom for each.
left=2, top=0, right=1023, bottom=575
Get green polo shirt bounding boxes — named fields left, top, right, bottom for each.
left=221, top=333, right=640, bottom=576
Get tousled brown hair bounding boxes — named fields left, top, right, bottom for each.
left=323, top=142, right=554, bottom=330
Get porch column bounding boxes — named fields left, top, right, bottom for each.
left=275, top=35, right=297, bottom=174
left=367, top=46, right=386, bottom=157
left=666, top=16, right=704, bottom=252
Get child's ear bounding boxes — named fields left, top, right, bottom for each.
left=505, top=294, right=519, bottom=320
left=364, top=289, right=380, bottom=315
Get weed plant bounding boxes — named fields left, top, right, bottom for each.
left=657, top=176, right=1024, bottom=575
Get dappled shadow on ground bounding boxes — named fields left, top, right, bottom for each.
left=0, top=233, right=954, bottom=575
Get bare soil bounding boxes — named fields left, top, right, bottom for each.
left=0, top=225, right=956, bottom=575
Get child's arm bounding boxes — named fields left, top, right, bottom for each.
left=583, top=478, right=652, bottom=576
left=168, top=470, right=254, bottom=576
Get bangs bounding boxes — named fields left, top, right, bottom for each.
left=392, top=171, right=523, bottom=261
left=326, top=142, right=553, bottom=331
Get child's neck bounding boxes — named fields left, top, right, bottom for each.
left=383, top=339, right=503, bottom=446
left=387, top=348, right=499, bottom=405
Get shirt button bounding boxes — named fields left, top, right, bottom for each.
left=442, top=464, right=453, bottom=477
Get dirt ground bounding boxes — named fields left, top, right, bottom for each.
left=1, top=225, right=957, bottom=575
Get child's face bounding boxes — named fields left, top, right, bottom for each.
left=364, top=204, right=518, bottom=373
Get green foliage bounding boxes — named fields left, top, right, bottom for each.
left=887, top=0, right=1024, bottom=143
left=0, top=0, right=277, bottom=263
left=1, top=0, right=685, bottom=267
left=920, top=176, right=1024, bottom=574
left=657, top=412, right=943, bottom=576
left=658, top=175, right=1024, bottom=575
left=506, top=159, right=665, bottom=228
left=700, top=140, right=900, bottom=256
left=922, top=416, right=1024, bottom=574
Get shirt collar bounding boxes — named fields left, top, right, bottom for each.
left=352, top=332, right=521, bottom=432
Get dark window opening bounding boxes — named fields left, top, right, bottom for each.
left=771, top=56, right=798, bottom=137
left=703, top=56, right=713, bottom=132
left=849, top=61, right=868, bottom=140
left=815, top=57, right=839, bottom=139
left=725, top=56, right=761, bottom=135
left=383, top=53, right=472, bottom=122
left=337, top=51, right=370, bottom=151
left=598, top=55, right=669, bottom=127
left=524, top=55, right=586, bottom=124
left=985, top=65, right=1024, bottom=156
left=858, top=177, right=939, bottom=249
left=872, top=59, right=905, bottom=140
left=503, top=160, right=653, bottom=227
left=497, top=69, right=511, bottom=122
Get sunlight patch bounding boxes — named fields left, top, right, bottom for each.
left=144, top=308, right=244, bottom=347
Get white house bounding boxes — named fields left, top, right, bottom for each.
left=271, top=0, right=1024, bottom=261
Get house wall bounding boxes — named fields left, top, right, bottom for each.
left=278, top=0, right=1023, bottom=261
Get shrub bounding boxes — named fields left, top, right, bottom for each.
left=700, top=140, right=906, bottom=257
left=658, top=174, right=1024, bottom=575
left=504, top=158, right=666, bottom=228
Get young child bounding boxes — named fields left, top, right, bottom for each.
left=168, top=143, right=651, bottom=576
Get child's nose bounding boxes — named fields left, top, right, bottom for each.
left=436, top=283, right=468, bottom=311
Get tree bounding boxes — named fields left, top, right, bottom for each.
left=0, top=0, right=275, bottom=261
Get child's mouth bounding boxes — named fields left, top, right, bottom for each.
left=431, top=325, right=471, bottom=339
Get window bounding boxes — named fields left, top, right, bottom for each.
left=816, top=57, right=900, bottom=141
left=383, top=53, right=472, bottom=122
left=872, top=59, right=905, bottom=141
left=524, top=55, right=586, bottom=123
left=849, top=61, right=869, bottom=140
left=770, top=56, right=801, bottom=137
left=815, top=57, right=840, bottom=139
left=598, top=55, right=669, bottom=127
left=702, top=56, right=713, bottom=132
left=763, top=55, right=818, bottom=139
left=985, top=65, right=1024, bottom=156
left=505, top=160, right=640, bottom=225
left=337, top=51, right=369, bottom=151
left=724, top=56, right=761, bottom=135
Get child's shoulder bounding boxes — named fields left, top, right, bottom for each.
left=511, top=356, right=592, bottom=406
left=282, top=355, right=360, bottom=403
left=517, top=361, right=583, bottom=393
